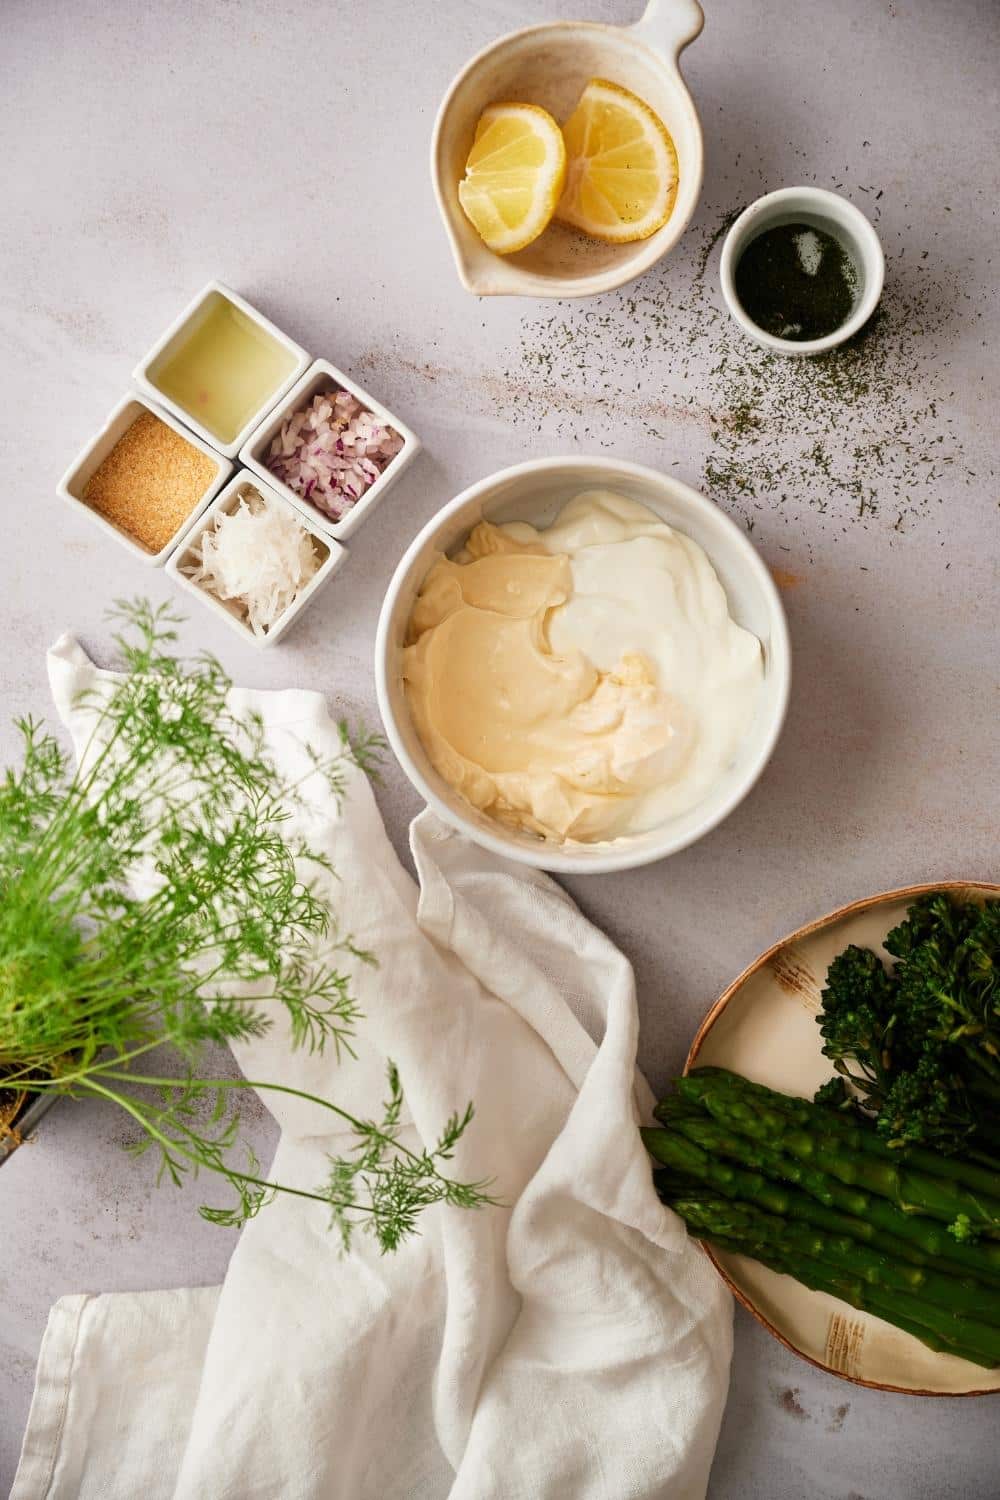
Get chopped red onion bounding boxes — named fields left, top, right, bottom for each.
left=266, top=389, right=404, bottom=522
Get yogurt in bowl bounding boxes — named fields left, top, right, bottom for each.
left=376, top=457, right=790, bottom=874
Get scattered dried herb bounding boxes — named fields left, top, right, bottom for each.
left=502, top=182, right=986, bottom=542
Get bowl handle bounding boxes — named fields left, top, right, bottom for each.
left=631, top=0, right=705, bottom=58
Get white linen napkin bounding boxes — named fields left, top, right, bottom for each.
left=12, top=637, right=731, bottom=1500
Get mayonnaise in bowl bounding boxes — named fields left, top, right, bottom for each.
left=402, top=490, right=763, bottom=844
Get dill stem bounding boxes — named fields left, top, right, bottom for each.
left=94, top=1070, right=430, bottom=1162
left=81, top=1079, right=374, bottom=1217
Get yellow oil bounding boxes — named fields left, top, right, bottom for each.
left=150, top=295, right=297, bottom=444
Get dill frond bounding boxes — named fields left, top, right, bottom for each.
left=0, top=601, right=491, bottom=1249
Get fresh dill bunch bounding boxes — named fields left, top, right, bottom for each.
left=0, top=600, right=492, bottom=1251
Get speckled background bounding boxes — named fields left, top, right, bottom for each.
left=2, top=0, right=998, bottom=1494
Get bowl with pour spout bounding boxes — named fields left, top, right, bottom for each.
left=431, top=1, right=706, bottom=297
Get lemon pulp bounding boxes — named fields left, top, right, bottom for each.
left=556, top=79, right=678, bottom=245
left=458, top=103, right=567, bottom=255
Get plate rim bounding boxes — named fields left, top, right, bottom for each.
left=683, top=877, right=1000, bottom=1397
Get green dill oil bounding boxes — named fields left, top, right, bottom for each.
left=734, top=221, right=859, bottom=341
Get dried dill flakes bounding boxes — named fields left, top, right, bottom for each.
left=506, top=199, right=982, bottom=540
left=733, top=222, right=858, bottom=340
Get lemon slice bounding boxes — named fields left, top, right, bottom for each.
left=556, top=79, right=678, bottom=244
left=458, top=103, right=567, bottom=255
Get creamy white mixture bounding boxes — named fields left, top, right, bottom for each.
left=403, top=490, right=764, bottom=842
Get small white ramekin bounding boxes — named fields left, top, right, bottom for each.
left=239, top=358, right=421, bottom=543
left=375, top=456, right=791, bottom=875
left=57, top=393, right=233, bottom=567
left=719, top=187, right=885, bottom=356
left=133, top=281, right=311, bottom=458
left=166, top=470, right=347, bottom=648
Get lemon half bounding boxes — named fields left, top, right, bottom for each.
left=458, top=103, right=567, bottom=256
left=556, top=79, right=678, bottom=244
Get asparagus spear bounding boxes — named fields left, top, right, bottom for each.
left=699, top=1228, right=995, bottom=1369
left=645, top=1132, right=1000, bottom=1324
left=669, top=1193, right=1000, bottom=1368
left=670, top=1074, right=1000, bottom=1232
left=680, top=1068, right=1000, bottom=1198
left=651, top=1106, right=1000, bottom=1285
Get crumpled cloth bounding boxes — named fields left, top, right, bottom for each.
left=12, top=636, right=731, bottom=1500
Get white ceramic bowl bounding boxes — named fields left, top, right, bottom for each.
left=239, top=358, right=421, bottom=543
left=166, top=470, right=347, bottom=648
left=375, top=457, right=791, bottom=874
left=719, top=187, right=885, bottom=356
left=431, top=0, right=705, bottom=298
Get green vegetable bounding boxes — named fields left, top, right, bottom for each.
left=649, top=1066, right=1000, bottom=1364
left=817, top=892, right=1000, bottom=1154
left=667, top=1194, right=1000, bottom=1369
left=650, top=1105, right=1000, bottom=1285
left=670, top=1069, right=1000, bottom=1233
left=678, top=1069, right=1000, bottom=1200
left=702, top=1230, right=976, bottom=1360
left=650, top=1128, right=1000, bottom=1308
left=0, top=601, right=493, bottom=1251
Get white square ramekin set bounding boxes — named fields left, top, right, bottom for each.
left=57, top=281, right=420, bottom=646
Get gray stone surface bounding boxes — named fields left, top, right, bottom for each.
left=2, top=0, right=997, bottom=1494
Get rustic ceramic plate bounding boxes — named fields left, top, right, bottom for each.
left=685, top=880, right=1000, bottom=1396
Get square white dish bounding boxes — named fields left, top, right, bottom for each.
left=57, top=393, right=233, bottom=567
left=239, top=358, right=421, bottom=542
left=133, top=281, right=311, bottom=459
left=165, top=469, right=346, bottom=648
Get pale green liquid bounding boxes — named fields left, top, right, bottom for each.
left=151, top=297, right=296, bottom=444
